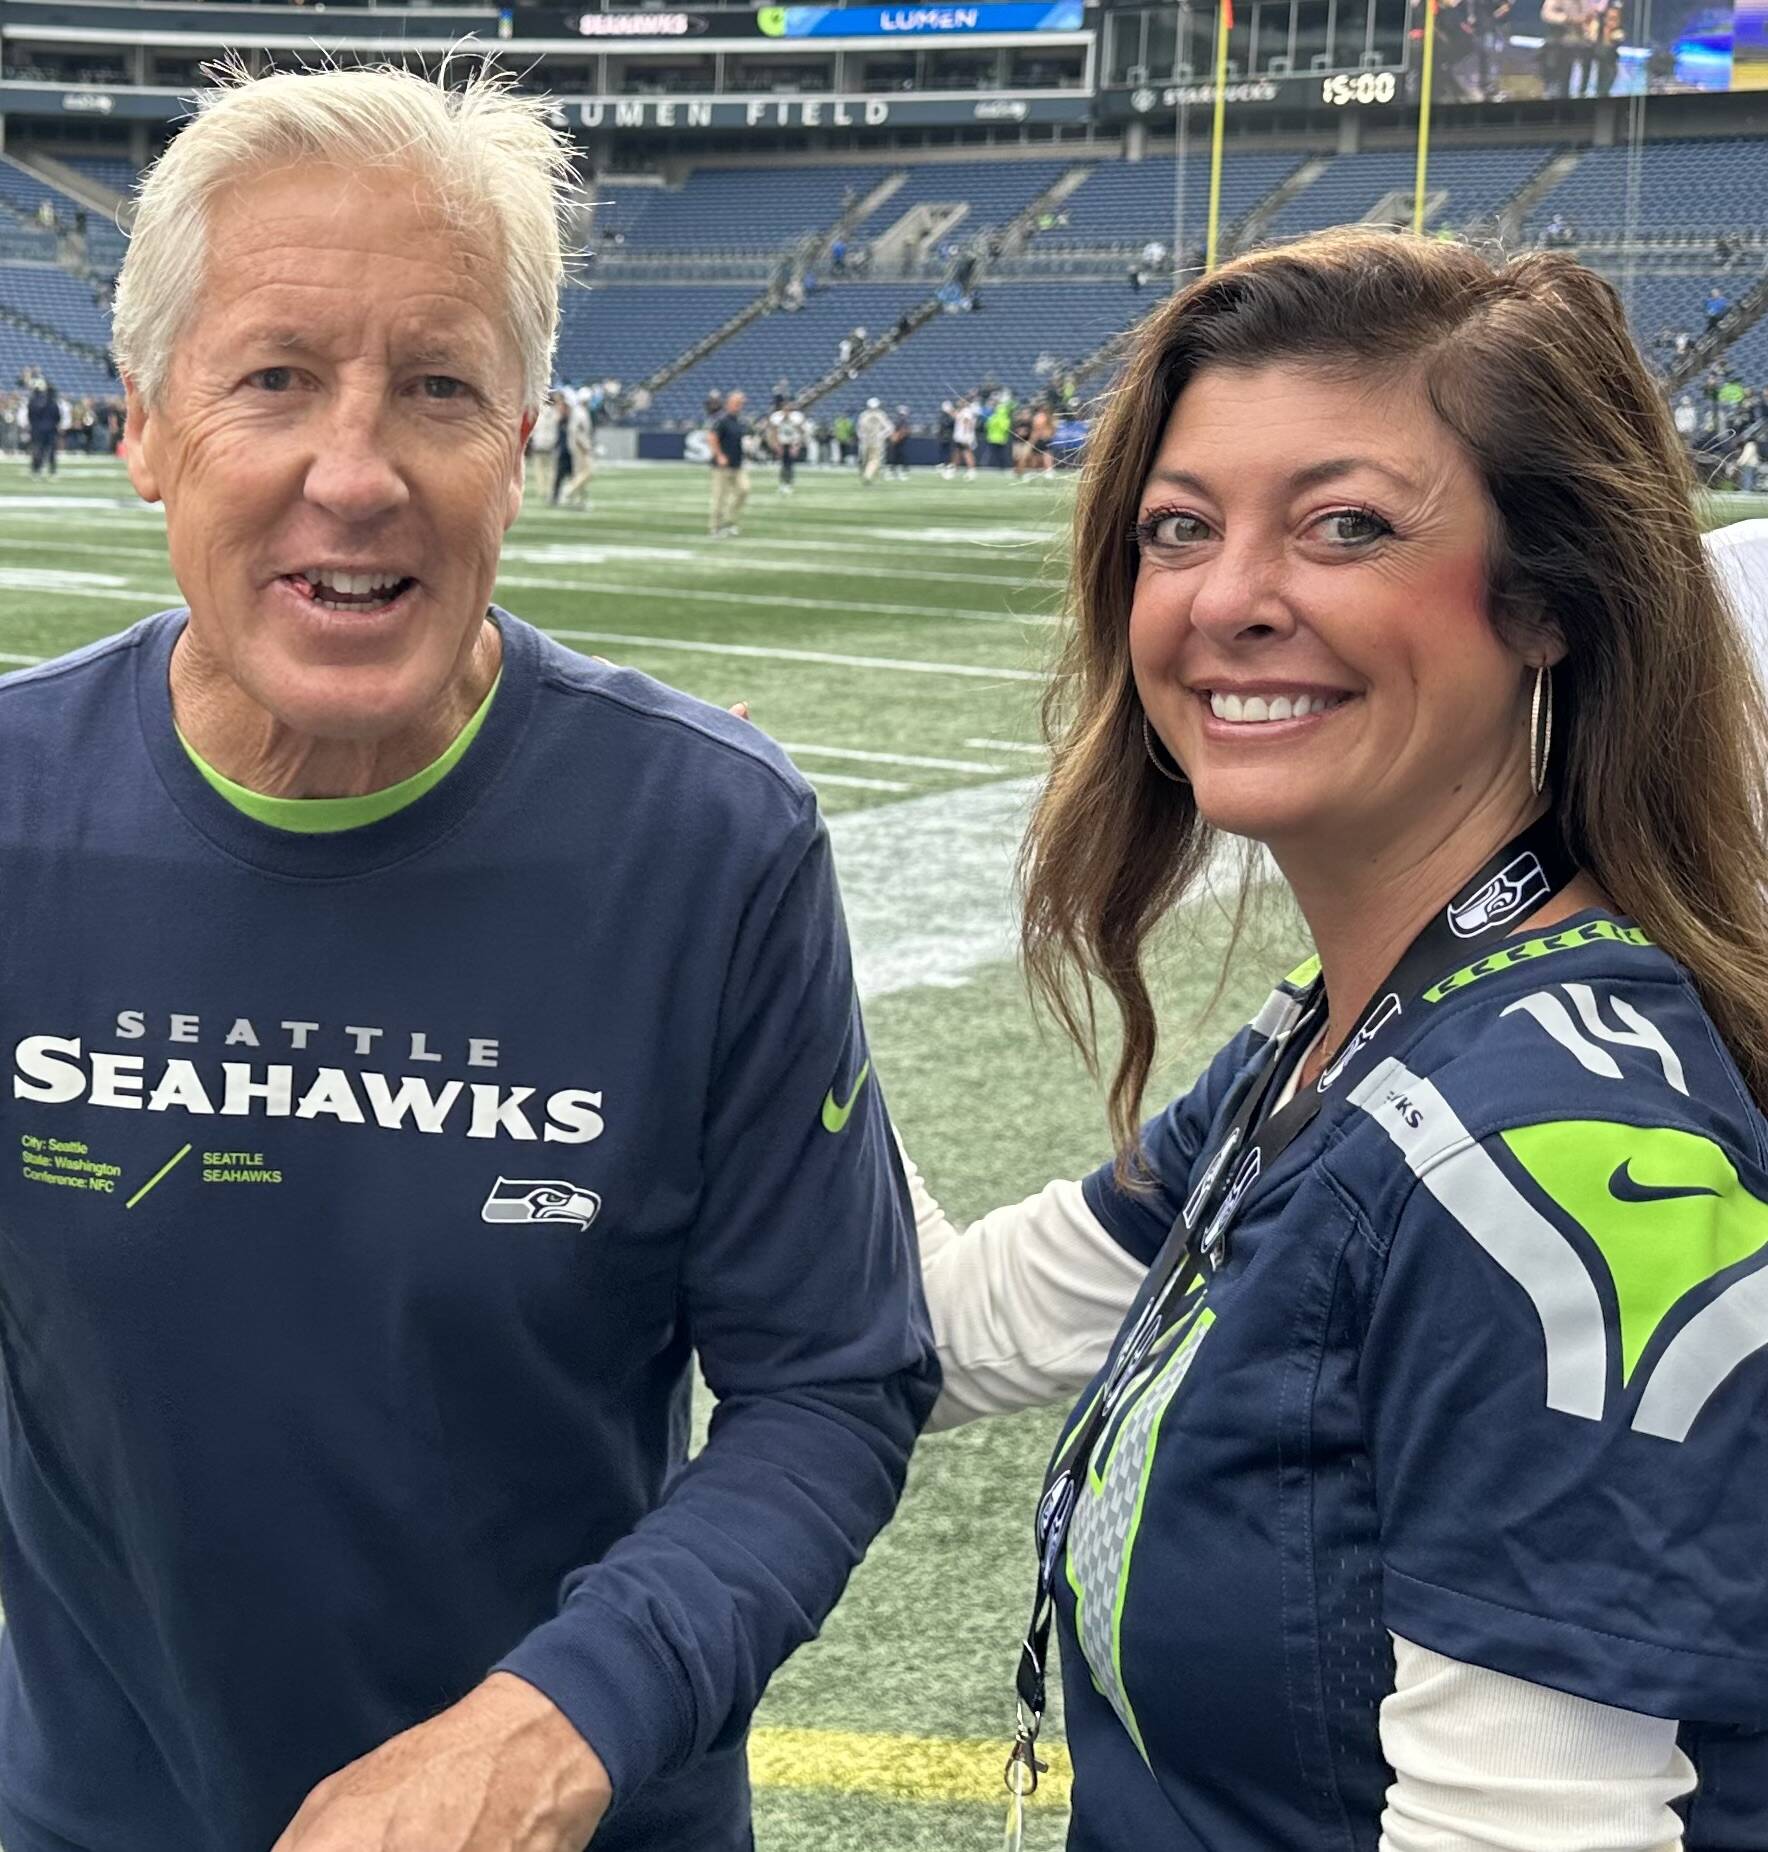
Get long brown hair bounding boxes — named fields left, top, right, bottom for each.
left=1021, top=227, right=1768, bottom=1158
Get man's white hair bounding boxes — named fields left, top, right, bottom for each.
left=112, top=60, right=574, bottom=410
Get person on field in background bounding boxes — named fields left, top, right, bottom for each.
left=902, top=232, right=1768, bottom=1851
left=1016, top=397, right=1056, bottom=479
left=708, top=387, right=749, bottom=537
left=548, top=387, right=573, bottom=506
left=944, top=393, right=977, bottom=479
left=559, top=386, right=595, bottom=508
left=888, top=403, right=913, bottom=480
left=0, top=64, right=935, bottom=1852
left=766, top=394, right=806, bottom=495
left=25, top=375, right=58, bottom=475
left=527, top=389, right=559, bottom=500
left=985, top=389, right=1014, bottom=469
left=857, top=396, right=891, bottom=485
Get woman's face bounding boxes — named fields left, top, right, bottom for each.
left=1130, top=363, right=1547, bottom=863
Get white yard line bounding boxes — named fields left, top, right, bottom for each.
left=0, top=528, right=1054, bottom=595
left=0, top=582, right=180, bottom=604
left=782, top=742, right=1003, bottom=774
left=832, top=777, right=1040, bottom=999
left=807, top=771, right=913, bottom=793
left=546, top=626, right=1043, bottom=682
left=499, top=573, right=1053, bottom=627
left=964, top=737, right=1048, bottom=755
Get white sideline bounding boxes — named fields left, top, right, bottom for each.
left=546, top=626, right=1044, bottom=681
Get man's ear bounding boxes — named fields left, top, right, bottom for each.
left=505, top=406, right=539, bottom=530
left=121, top=377, right=163, bottom=506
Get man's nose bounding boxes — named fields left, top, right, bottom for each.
left=300, top=391, right=410, bottom=523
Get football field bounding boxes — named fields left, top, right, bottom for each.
left=1, top=454, right=1763, bottom=1849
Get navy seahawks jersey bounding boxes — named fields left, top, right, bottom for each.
left=1065, top=919, right=1768, bottom=1850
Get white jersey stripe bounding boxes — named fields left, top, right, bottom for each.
left=1350, top=1057, right=1608, bottom=1421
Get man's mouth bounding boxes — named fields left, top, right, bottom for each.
left=282, top=569, right=417, bottom=614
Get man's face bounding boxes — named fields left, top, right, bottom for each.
left=726, top=392, right=746, bottom=416
left=126, top=163, right=536, bottom=742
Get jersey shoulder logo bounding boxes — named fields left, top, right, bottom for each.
left=1353, top=1057, right=1768, bottom=1445
left=481, top=1176, right=602, bottom=1230
left=821, top=1057, right=871, bottom=1134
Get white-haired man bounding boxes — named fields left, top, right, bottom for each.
left=0, top=66, right=937, bottom=1852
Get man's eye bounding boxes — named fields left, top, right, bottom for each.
left=247, top=367, right=294, bottom=393
left=422, top=376, right=469, bottom=401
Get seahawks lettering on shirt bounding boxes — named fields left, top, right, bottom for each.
left=15, top=1010, right=605, bottom=1142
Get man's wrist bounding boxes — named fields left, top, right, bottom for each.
left=476, top=1672, right=613, bottom=1833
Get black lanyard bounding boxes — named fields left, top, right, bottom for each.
left=1005, top=813, right=1580, bottom=1796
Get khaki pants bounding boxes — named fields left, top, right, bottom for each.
left=710, top=466, right=750, bottom=532
left=861, top=443, right=885, bottom=481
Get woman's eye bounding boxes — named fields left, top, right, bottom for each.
left=1315, top=508, right=1392, bottom=546
left=1137, top=510, right=1212, bottom=549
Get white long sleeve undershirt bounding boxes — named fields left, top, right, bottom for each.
left=897, top=1139, right=1693, bottom=1849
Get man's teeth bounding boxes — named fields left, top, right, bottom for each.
left=303, top=571, right=405, bottom=599
left=1209, top=691, right=1345, bottom=723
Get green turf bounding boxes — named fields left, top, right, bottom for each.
left=0, top=456, right=1758, bottom=1849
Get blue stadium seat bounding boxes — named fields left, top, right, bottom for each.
left=556, top=282, right=762, bottom=392
left=855, top=159, right=1073, bottom=239
left=608, top=163, right=898, bottom=253
left=1524, top=138, right=1768, bottom=240
left=0, top=263, right=113, bottom=351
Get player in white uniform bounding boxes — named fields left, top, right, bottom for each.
left=766, top=400, right=808, bottom=495
left=943, top=396, right=978, bottom=479
left=856, top=398, right=892, bottom=485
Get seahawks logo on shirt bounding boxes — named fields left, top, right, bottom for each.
left=1354, top=1002, right=1768, bottom=1445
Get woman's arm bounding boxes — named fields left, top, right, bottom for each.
left=896, top=1136, right=1145, bottom=1432
left=1380, top=1636, right=1693, bottom=1852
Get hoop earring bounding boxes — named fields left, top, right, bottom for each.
left=1529, top=663, right=1554, bottom=797
left=1143, top=713, right=1188, bottom=784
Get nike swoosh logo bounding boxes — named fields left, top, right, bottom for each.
left=821, top=1058, right=871, bottom=1135
left=1608, top=1160, right=1720, bottom=1205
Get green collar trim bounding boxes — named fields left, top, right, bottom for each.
left=176, top=674, right=501, bottom=835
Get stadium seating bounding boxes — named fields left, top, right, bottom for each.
left=1265, top=144, right=1555, bottom=239
left=852, top=158, right=1072, bottom=239
left=58, top=156, right=138, bottom=199
left=0, top=224, right=59, bottom=264
left=1523, top=138, right=1768, bottom=241
left=0, top=154, right=80, bottom=226
left=555, top=282, right=761, bottom=392
left=834, top=280, right=1145, bottom=413
left=1040, top=150, right=1302, bottom=256
left=0, top=323, right=113, bottom=396
left=610, top=163, right=896, bottom=253
left=650, top=281, right=927, bottom=422
left=0, top=263, right=112, bottom=351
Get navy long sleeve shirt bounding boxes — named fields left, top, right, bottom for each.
left=0, top=610, right=938, bottom=1852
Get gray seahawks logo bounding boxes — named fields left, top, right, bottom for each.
left=1447, top=852, right=1550, bottom=938
left=481, top=1177, right=602, bottom=1230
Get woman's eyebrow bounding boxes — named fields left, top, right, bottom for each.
left=1142, top=457, right=1420, bottom=501
left=1288, top=456, right=1420, bottom=493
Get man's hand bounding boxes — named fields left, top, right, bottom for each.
left=271, top=1673, right=612, bottom=1852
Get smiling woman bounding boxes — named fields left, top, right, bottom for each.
left=902, top=228, right=1768, bottom=1852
